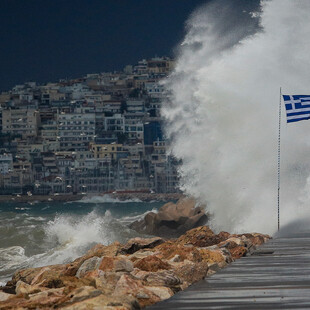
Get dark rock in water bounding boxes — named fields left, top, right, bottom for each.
left=129, top=197, right=208, bottom=237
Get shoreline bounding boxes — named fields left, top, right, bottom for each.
left=0, top=192, right=184, bottom=203
left=0, top=226, right=271, bottom=309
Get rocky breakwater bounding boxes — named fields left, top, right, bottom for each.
left=130, top=197, right=208, bottom=237
left=0, top=226, right=270, bottom=309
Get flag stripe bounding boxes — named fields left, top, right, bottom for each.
left=287, top=116, right=310, bottom=123
left=287, top=114, right=310, bottom=120
left=287, top=110, right=310, bottom=117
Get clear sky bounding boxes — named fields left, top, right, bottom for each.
left=0, top=0, right=209, bottom=91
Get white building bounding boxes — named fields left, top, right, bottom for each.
left=58, top=112, right=96, bottom=151
left=145, top=82, right=165, bottom=98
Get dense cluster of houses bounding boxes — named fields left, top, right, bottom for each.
left=0, top=57, right=180, bottom=195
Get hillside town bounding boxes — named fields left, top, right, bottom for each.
left=0, top=57, right=180, bottom=195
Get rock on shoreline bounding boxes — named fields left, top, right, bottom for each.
left=130, top=197, right=208, bottom=237
left=0, top=226, right=270, bottom=309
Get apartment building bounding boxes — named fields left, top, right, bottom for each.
left=58, top=112, right=96, bottom=151
left=2, top=108, right=40, bottom=138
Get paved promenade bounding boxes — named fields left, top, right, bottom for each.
left=150, top=228, right=310, bottom=309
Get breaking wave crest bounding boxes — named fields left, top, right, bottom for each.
left=0, top=208, right=147, bottom=284
left=78, top=195, right=143, bottom=204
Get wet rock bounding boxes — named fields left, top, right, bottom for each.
left=130, top=198, right=208, bottom=237
left=120, top=237, right=165, bottom=254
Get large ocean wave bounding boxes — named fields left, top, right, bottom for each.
left=163, top=0, right=310, bottom=234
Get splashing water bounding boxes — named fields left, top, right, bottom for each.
left=163, top=0, right=310, bottom=234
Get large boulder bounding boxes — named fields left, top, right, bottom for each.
left=130, top=197, right=208, bottom=237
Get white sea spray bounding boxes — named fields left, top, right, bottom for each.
left=163, top=0, right=310, bottom=234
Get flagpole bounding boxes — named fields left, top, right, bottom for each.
left=277, top=87, right=282, bottom=231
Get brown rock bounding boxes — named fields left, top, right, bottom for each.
left=176, top=226, right=229, bottom=247
left=154, top=241, right=202, bottom=262
left=143, top=270, right=182, bottom=291
left=85, top=241, right=122, bottom=258
left=113, top=274, right=160, bottom=307
left=229, top=246, right=248, bottom=259
left=199, top=248, right=227, bottom=267
left=128, top=250, right=155, bottom=262
left=61, top=294, right=140, bottom=309
left=15, top=280, right=43, bottom=296
left=242, top=233, right=267, bottom=246
left=218, top=237, right=245, bottom=248
left=59, top=285, right=102, bottom=307
left=130, top=198, right=208, bottom=238
left=133, top=255, right=171, bottom=272
left=146, top=286, right=174, bottom=301
left=10, top=264, right=67, bottom=289
left=63, top=242, right=124, bottom=278
left=0, top=218, right=270, bottom=309
left=173, top=261, right=209, bottom=289
left=99, top=256, right=134, bottom=273
left=76, top=256, right=101, bottom=278
left=119, top=237, right=165, bottom=255
left=0, top=291, right=13, bottom=302
left=0, top=287, right=65, bottom=309
left=92, top=271, right=122, bottom=294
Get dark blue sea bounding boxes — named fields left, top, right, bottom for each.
left=0, top=196, right=164, bottom=285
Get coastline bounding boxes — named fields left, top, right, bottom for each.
left=0, top=226, right=271, bottom=309
left=0, top=192, right=184, bottom=203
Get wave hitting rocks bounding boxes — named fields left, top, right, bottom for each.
left=0, top=226, right=270, bottom=309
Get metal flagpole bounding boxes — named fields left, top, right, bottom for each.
left=277, top=87, right=282, bottom=231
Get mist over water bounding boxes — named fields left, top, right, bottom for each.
left=163, top=0, right=310, bottom=234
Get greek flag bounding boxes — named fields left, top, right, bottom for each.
left=283, top=95, right=310, bottom=123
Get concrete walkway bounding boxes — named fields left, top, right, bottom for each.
left=149, top=231, right=310, bottom=309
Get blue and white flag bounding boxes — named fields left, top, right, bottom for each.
left=283, top=95, right=310, bottom=123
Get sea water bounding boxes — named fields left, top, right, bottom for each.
left=0, top=196, right=163, bottom=286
